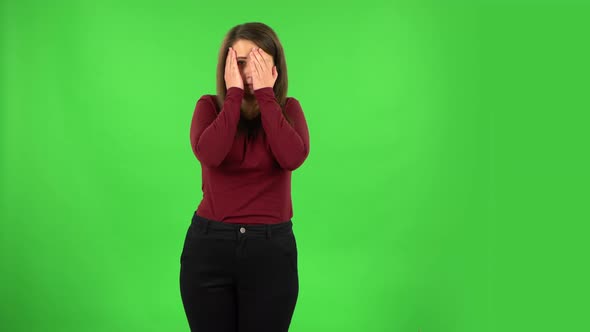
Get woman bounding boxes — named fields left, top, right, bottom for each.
left=179, top=22, right=310, bottom=332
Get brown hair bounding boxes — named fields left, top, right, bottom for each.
left=214, top=22, right=291, bottom=137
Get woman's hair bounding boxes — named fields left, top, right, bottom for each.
left=214, top=22, right=291, bottom=137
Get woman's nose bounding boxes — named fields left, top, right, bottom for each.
left=244, top=61, right=252, bottom=73
left=243, top=65, right=254, bottom=80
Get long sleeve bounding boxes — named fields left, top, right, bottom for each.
left=254, top=87, right=310, bottom=171
left=190, top=87, right=244, bottom=167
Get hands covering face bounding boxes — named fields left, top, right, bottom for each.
left=248, top=47, right=278, bottom=91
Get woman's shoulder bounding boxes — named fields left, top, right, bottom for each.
left=285, top=96, right=302, bottom=112
left=197, top=94, right=220, bottom=112
left=199, top=94, right=217, bottom=103
left=286, top=95, right=303, bottom=104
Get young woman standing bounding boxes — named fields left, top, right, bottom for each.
left=179, top=22, right=310, bottom=332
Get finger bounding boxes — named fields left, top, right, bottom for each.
left=225, top=47, right=231, bottom=75
left=228, top=47, right=234, bottom=75
left=257, top=48, right=270, bottom=71
left=232, top=48, right=238, bottom=72
left=251, top=48, right=264, bottom=75
left=233, top=49, right=240, bottom=79
left=231, top=48, right=236, bottom=73
left=257, top=49, right=268, bottom=74
left=250, top=49, right=261, bottom=77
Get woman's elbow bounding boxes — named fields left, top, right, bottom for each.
left=279, top=148, right=309, bottom=171
left=193, top=145, right=224, bottom=168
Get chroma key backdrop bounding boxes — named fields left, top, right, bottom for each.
left=1, top=0, right=589, bottom=331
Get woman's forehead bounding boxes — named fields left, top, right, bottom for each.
left=237, top=51, right=273, bottom=62
left=232, top=40, right=273, bottom=61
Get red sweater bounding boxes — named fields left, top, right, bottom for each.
left=190, top=87, right=310, bottom=224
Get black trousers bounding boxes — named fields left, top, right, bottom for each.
left=179, top=212, right=299, bottom=332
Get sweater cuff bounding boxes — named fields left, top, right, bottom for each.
left=253, top=87, right=276, bottom=101
left=227, top=86, right=245, bottom=97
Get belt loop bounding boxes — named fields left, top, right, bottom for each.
left=266, top=225, right=271, bottom=239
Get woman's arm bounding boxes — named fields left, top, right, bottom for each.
left=190, top=87, right=244, bottom=167
left=254, top=87, right=310, bottom=171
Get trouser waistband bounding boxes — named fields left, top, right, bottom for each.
left=191, top=213, right=293, bottom=240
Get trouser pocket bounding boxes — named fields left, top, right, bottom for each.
left=272, top=231, right=298, bottom=273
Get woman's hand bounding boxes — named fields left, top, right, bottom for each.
left=225, top=47, right=244, bottom=90
left=249, top=47, right=278, bottom=91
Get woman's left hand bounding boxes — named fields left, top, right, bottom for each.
left=250, top=47, right=278, bottom=91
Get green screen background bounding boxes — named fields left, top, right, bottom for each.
left=1, top=0, right=588, bottom=331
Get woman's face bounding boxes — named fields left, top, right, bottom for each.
left=231, top=39, right=275, bottom=94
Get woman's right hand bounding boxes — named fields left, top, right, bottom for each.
left=225, top=47, right=244, bottom=91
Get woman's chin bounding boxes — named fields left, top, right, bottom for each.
left=241, top=112, right=259, bottom=120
